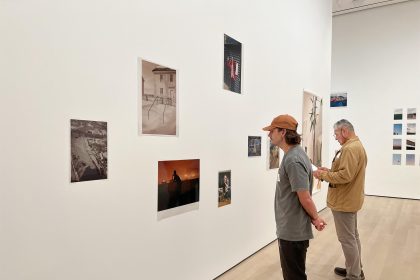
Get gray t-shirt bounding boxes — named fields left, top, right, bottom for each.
left=275, top=145, right=313, bottom=241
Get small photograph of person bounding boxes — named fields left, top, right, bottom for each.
left=248, top=136, right=262, bottom=157
left=223, top=34, right=242, bottom=94
left=218, top=170, right=231, bottom=207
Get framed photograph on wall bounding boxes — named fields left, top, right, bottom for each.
left=392, top=154, right=401, bottom=165
left=157, top=159, right=200, bottom=213
left=223, top=34, right=242, bottom=94
left=267, top=139, right=280, bottom=169
left=70, top=119, right=108, bottom=183
left=406, top=154, right=415, bottom=166
left=407, top=108, right=416, bottom=120
left=407, top=123, right=416, bottom=135
left=302, top=90, right=323, bottom=194
left=393, top=139, right=402, bottom=150
left=393, top=124, right=402, bottom=135
left=139, top=58, right=177, bottom=136
left=248, top=136, right=261, bottom=157
left=330, top=92, right=347, bottom=107
left=394, top=108, right=403, bottom=120
left=218, top=170, right=231, bottom=208
left=302, top=91, right=323, bottom=167
left=406, top=139, right=415, bottom=151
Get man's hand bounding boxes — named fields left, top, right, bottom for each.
left=313, top=170, right=323, bottom=179
left=317, top=167, right=329, bottom=171
left=312, top=217, right=327, bottom=231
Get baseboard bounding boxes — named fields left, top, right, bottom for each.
left=366, top=194, right=420, bottom=201
left=213, top=239, right=277, bottom=279
left=213, top=206, right=328, bottom=279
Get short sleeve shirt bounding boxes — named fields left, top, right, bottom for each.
left=275, top=145, right=314, bottom=241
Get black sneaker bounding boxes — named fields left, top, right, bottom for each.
left=335, top=267, right=365, bottom=280
left=334, top=267, right=346, bottom=277
left=342, top=277, right=365, bottom=280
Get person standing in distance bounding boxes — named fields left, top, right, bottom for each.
left=263, top=114, right=326, bottom=280
left=314, top=119, right=367, bottom=280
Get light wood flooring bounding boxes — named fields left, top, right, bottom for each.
left=216, top=196, right=420, bottom=280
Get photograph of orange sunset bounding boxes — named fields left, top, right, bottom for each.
left=157, top=159, right=200, bottom=212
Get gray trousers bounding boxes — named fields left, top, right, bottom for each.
left=332, top=210, right=363, bottom=280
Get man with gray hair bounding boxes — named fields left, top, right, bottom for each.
left=314, top=119, right=367, bottom=280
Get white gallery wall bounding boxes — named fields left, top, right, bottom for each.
left=331, top=0, right=420, bottom=200
left=0, top=1, right=332, bottom=279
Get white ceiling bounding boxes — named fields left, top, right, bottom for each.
left=333, top=0, right=413, bottom=16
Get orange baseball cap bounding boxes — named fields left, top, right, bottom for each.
left=262, top=114, right=298, bottom=131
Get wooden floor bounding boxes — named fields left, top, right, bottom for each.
left=216, top=196, right=420, bottom=280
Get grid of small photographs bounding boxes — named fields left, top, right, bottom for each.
left=393, top=108, right=417, bottom=166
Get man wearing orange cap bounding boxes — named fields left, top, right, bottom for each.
left=263, top=114, right=326, bottom=280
